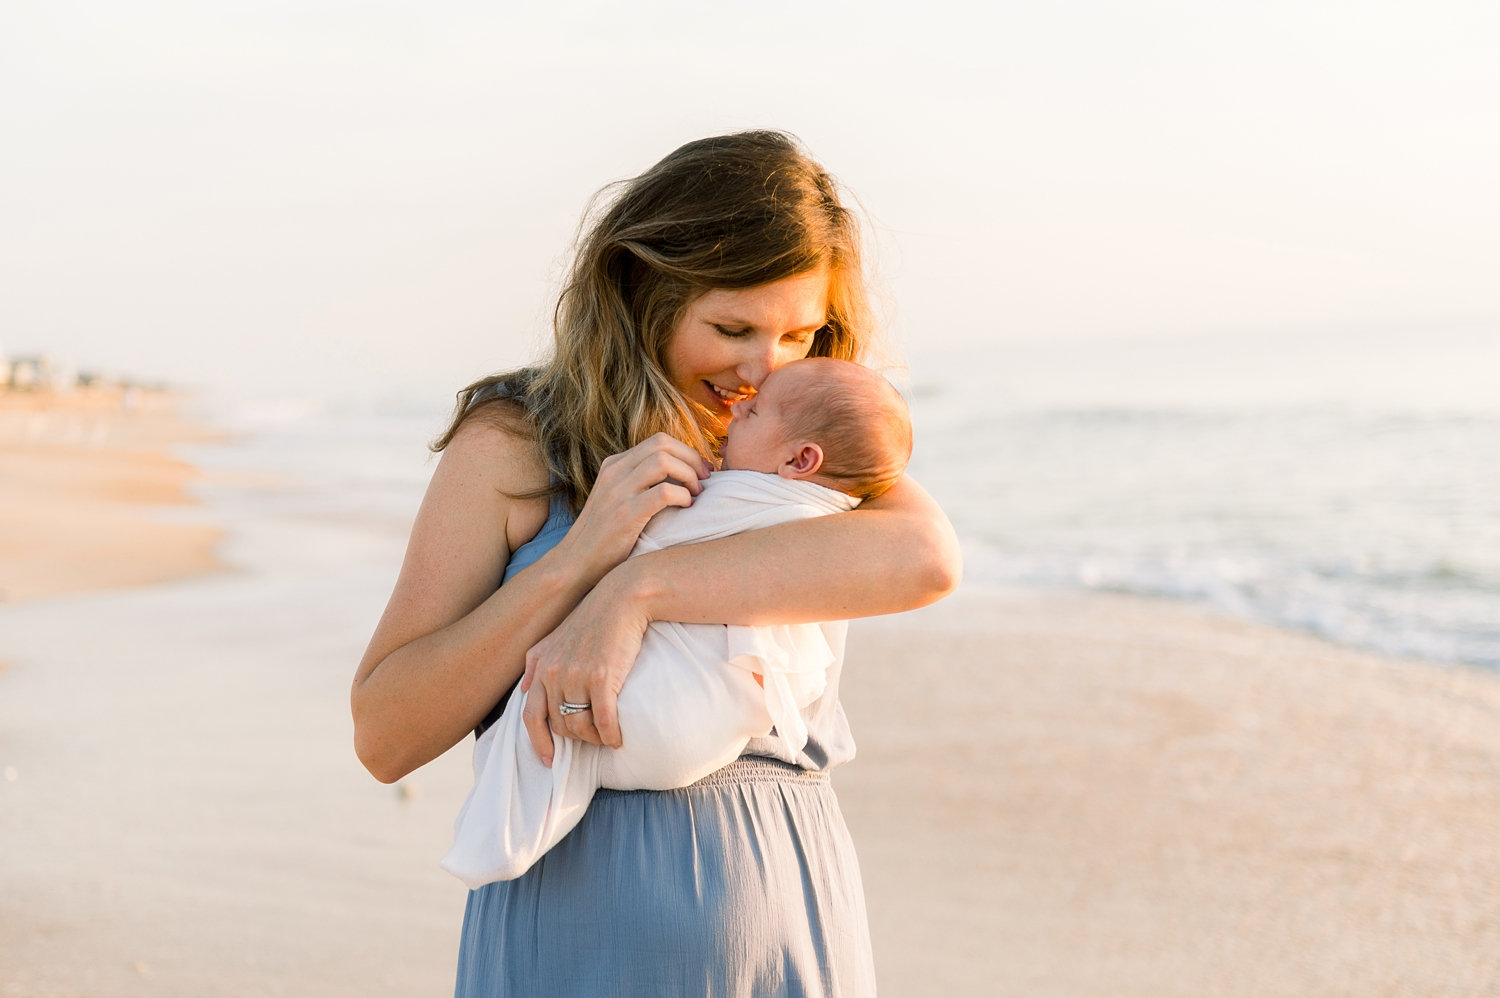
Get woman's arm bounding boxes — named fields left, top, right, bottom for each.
left=521, top=474, right=960, bottom=759
left=351, top=418, right=711, bottom=784
left=624, top=473, right=959, bottom=625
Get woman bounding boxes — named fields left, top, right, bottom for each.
left=352, top=131, right=960, bottom=996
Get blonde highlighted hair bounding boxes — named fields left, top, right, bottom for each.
left=433, top=130, right=877, bottom=512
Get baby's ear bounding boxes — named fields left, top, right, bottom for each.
left=779, top=442, right=824, bottom=480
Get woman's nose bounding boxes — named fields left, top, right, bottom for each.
left=735, top=337, right=783, bottom=387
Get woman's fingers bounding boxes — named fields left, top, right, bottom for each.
left=525, top=572, right=649, bottom=755
left=523, top=677, right=602, bottom=762
left=635, top=432, right=713, bottom=480
left=562, top=662, right=626, bottom=749
left=527, top=667, right=625, bottom=750
left=552, top=691, right=602, bottom=745
left=562, top=435, right=710, bottom=577
left=634, top=481, right=695, bottom=519
left=522, top=679, right=555, bottom=764
left=519, top=646, right=538, bottom=693
left=527, top=644, right=608, bottom=748
left=589, top=688, right=622, bottom=749
left=610, top=451, right=707, bottom=503
left=600, top=435, right=710, bottom=495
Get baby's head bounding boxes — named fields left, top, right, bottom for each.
left=721, top=357, right=912, bottom=501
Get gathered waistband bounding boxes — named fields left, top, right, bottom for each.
left=596, top=756, right=830, bottom=798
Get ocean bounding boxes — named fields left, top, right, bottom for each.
left=187, top=322, right=1500, bottom=672
left=907, top=324, right=1500, bottom=670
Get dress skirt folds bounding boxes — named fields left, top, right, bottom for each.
left=453, top=758, right=876, bottom=998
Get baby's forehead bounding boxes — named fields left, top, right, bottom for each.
left=758, top=370, right=820, bottom=415
left=772, top=359, right=848, bottom=393
left=771, top=361, right=881, bottom=405
left=763, top=365, right=813, bottom=400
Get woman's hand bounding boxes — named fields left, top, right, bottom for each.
left=510, top=433, right=706, bottom=766
left=554, top=433, right=713, bottom=582
left=519, top=568, right=650, bottom=764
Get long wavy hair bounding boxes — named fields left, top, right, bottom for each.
left=433, top=130, right=877, bottom=513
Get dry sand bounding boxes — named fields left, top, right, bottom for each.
left=0, top=389, right=225, bottom=604
left=0, top=390, right=225, bottom=606
left=2, top=420, right=1498, bottom=995
left=840, top=589, right=1500, bottom=997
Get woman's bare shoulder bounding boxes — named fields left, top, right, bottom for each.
left=436, top=398, right=551, bottom=554
left=352, top=400, right=554, bottom=714
left=361, top=402, right=551, bottom=665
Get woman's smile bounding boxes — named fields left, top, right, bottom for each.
left=664, top=269, right=830, bottom=431
left=706, top=382, right=754, bottom=406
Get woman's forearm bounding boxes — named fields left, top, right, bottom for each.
left=516, top=474, right=960, bottom=756
left=610, top=475, right=961, bottom=627
left=351, top=423, right=716, bottom=783
left=351, top=546, right=596, bottom=783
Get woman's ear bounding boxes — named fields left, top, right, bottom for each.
left=779, top=442, right=824, bottom=479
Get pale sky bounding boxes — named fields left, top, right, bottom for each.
left=2, top=0, right=1496, bottom=400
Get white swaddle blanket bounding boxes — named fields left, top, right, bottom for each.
left=441, top=470, right=859, bottom=888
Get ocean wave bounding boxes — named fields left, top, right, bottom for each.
left=960, top=540, right=1500, bottom=671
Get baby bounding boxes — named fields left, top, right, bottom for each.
left=442, top=357, right=913, bottom=887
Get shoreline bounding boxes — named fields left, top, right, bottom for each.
left=951, top=569, right=1499, bottom=678
left=0, top=388, right=227, bottom=606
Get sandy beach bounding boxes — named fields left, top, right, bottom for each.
left=841, top=589, right=1500, bottom=996
left=0, top=389, right=225, bottom=605
left=2, top=421, right=1499, bottom=995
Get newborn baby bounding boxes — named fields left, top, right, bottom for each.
left=442, top=357, right=913, bottom=887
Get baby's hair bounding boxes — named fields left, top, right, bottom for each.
left=778, top=360, right=913, bottom=501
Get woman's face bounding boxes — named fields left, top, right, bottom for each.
left=663, top=269, right=830, bottom=435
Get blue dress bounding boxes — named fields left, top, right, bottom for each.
left=454, top=494, right=876, bottom=997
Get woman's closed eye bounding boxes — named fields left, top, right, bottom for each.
left=712, top=324, right=817, bottom=346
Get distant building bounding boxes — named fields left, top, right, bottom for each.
left=4, top=353, right=78, bottom=393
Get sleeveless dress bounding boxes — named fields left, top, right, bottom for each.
left=454, top=493, right=877, bottom=998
